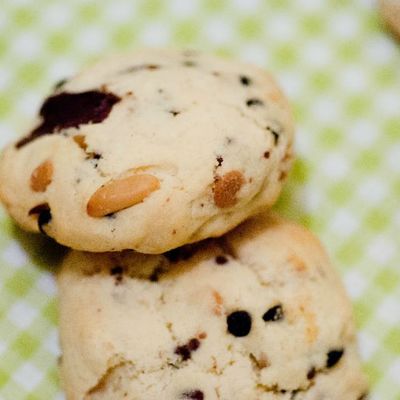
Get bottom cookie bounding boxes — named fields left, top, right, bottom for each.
left=58, top=213, right=368, bottom=399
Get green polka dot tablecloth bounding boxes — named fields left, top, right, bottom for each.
left=0, top=0, right=399, bottom=399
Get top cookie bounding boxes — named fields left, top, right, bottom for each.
left=0, top=48, right=294, bottom=253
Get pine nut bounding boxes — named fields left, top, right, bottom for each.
left=87, top=173, right=160, bottom=217
left=213, top=170, right=244, bottom=208
left=30, top=159, right=53, bottom=192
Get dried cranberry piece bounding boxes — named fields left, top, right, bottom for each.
left=181, top=390, right=204, bottom=399
left=16, top=91, right=120, bottom=148
left=175, top=338, right=200, bottom=361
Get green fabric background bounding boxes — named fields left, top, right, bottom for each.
left=0, top=0, right=399, bottom=399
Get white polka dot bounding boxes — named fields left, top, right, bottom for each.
left=17, top=91, right=42, bottom=117
left=302, top=40, right=332, bottom=68
left=2, top=241, right=28, bottom=269
left=389, top=359, right=400, bottom=382
left=0, top=12, right=6, bottom=30
left=349, top=120, right=378, bottom=148
left=42, top=2, right=73, bottom=28
left=340, top=66, right=368, bottom=92
left=358, top=331, right=379, bottom=360
left=377, top=296, right=400, bottom=325
left=296, top=0, right=324, bottom=11
left=205, top=18, right=235, bottom=45
left=279, top=71, right=304, bottom=100
left=8, top=0, right=31, bottom=6
left=301, top=186, right=322, bottom=213
left=54, top=392, right=66, bottom=400
left=11, top=32, right=43, bottom=60
left=140, top=22, right=171, bottom=46
left=330, top=12, right=361, bottom=38
left=387, top=144, right=400, bottom=172
left=265, top=13, right=296, bottom=41
left=311, top=96, right=341, bottom=124
left=8, top=300, right=38, bottom=329
left=78, top=27, right=108, bottom=54
left=169, top=0, right=200, bottom=18
left=0, top=122, right=16, bottom=148
left=232, top=0, right=261, bottom=12
left=105, top=1, right=137, bottom=22
left=0, top=68, right=11, bottom=91
left=0, top=340, right=7, bottom=356
left=239, top=43, right=267, bottom=67
left=48, top=58, right=78, bottom=82
left=36, top=273, right=57, bottom=296
left=294, top=126, right=312, bottom=154
left=358, top=178, right=388, bottom=205
left=365, top=36, right=397, bottom=65
left=330, top=209, right=360, bottom=237
left=375, top=90, right=400, bottom=118
left=44, top=329, right=61, bottom=356
left=344, top=270, right=368, bottom=299
left=13, top=363, right=43, bottom=391
left=367, top=235, right=396, bottom=265
left=321, top=152, right=350, bottom=180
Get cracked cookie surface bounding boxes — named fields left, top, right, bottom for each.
left=58, top=213, right=367, bottom=399
left=0, top=48, right=294, bottom=254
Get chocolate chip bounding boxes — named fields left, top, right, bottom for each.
left=28, top=203, right=52, bottom=234
left=262, top=305, right=284, bottom=322
left=123, top=64, right=160, bottom=73
left=53, top=78, right=68, bottom=91
left=16, top=91, right=120, bottom=148
left=169, top=110, right=180, bottom=117
left=265, top=123, right=283, bottom=146
left=246, top=98, right=264, bottom=107
left=326, top=349, right=344, bottom=368
left=181, top=390, right=204, bottom=400
left=239, top=75, right=252, bottom=86
left=307, top=367, right=316, bottom=380
left=215, top=255, right=228, bottom=265
left=263, top=151, right=270, bottom=159
left=216, top=156, right=223, bottom=167
left=268, top=129, right=279, bottom=145
left=110, top=266, right=123, bottom=276
left=175, top=338, right=200, bottom=361
left=149, top=266, right=164, bottom=282
left=357, top=392, right=369, bottom=400
left=227, top=310, right=252, bottom=337
left=183, top=60, right=196, bottom=67
left=165, top=244, right=197, bottom=263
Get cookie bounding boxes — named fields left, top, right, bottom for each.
left=0, top=49, right=294, bottom=253
left=58, top=213, right=368, bottom=399
left=380, top=0, right=400, bottom=37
